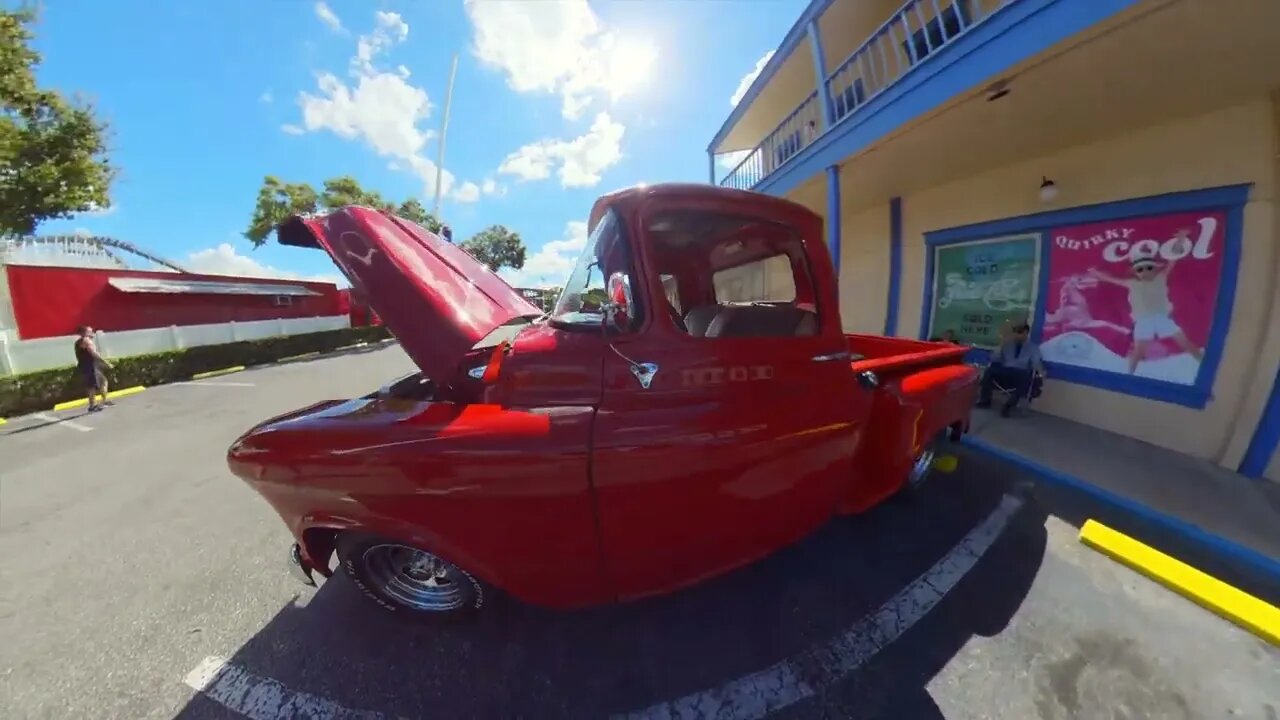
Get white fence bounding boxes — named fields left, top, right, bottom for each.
left=0, top=315, right=351, bottom=376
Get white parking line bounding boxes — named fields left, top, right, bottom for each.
left=618, top=493, right=1025, bottom=720
left=31, top=412, right=94, bottom=432
left=185, top=656, right=384, bottom=719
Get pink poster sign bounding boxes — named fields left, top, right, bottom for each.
left=1041, top=209, right=1226, bottom=385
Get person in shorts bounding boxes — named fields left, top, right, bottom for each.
left=74, top=325, right=115, bottom=412
left=1087, top=230, right=1204, bottom=374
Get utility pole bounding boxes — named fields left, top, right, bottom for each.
left=432, top=53, right=459, bottom=225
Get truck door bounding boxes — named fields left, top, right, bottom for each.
left=590, top=207, right=872, bottom=601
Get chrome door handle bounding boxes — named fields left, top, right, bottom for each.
left=812, top=351, right=851, bottom=362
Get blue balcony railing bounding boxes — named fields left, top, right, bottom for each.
left=721, top=0, right=1006, bottom=191
left=721, top=92, right=822, bottom=191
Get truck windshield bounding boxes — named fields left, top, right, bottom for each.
left=551, top=208, right=633, bottom=328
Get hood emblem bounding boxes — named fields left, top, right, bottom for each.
left=630, top=362, right=659, bottom=389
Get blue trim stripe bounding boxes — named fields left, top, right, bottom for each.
left=707, top=0, right=837, bottom=152
left=963, top=436, right=1280, bottom=585
left=755, top=0, right=1145, bottom=198
left=885, top=197, right=903, bottom=336
left=1239, top=365, right=1280, bottom=479
left=918, top=184, right=1251, bottom=409
left=826, top=166, right=841, bottom=281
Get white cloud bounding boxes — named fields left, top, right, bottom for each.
left=465, top=0, right=655, bottom=120
left=314, top=2, right=344, bottom=33
left=352, top=11, right=409, bottom=76
left=72, top=227, right=92, bottom=237
left=184, top=243, right=346, bottom=287
left=289, top=11, right=480, bottom=204
left=730, top=50, right=774, bottom=107
left=259, top=91, right=273, bottom=104
left=299, top=70, right=432, bottom=159
left=498, top=112, right=624, bottom=188
left=452, top=181, right=481, bottom=203
left=499, top=221, right=588, bottom=289
left=481, top=178, right=506, bottom=197
left=281, top=123, right=305, bottom=135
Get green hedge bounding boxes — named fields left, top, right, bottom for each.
left=0, top=325, right=393, bottom=417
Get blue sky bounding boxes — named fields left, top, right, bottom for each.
left=29, top=0, right=806, bottom=288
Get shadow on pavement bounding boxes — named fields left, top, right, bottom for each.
left=954, top=447, right=1280, bottom=606
left=174, top=448, right=1045, bottom=719
left=1, top=412, right=91, bottom=436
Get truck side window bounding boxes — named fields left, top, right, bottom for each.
left=551, top=209, right=642, bottom=330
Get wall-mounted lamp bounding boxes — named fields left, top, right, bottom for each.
left=1039, top=177, right=1059, bottom=203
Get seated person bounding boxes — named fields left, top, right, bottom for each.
left=977, top=323, right=1045, bottom=416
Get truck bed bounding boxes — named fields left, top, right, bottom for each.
left=845, top=334, right=970, bottom=376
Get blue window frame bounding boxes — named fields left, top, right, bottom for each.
left=919, top=184, right=1251, bottom=408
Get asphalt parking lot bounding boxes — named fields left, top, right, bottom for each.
left=1, top=342, right=1277, bottom=720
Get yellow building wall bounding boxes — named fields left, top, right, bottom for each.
left=887, top=98, right=1279, bottom=468
left=835, top=204, right=891, bottom=333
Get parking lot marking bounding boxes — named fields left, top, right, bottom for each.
left=619, top=493, right=1025, bottom=720
left=31, top=412, right=94, bottom=432
left=1079, top=519, right=1280, bottom=646
left=192, top=366, right=246, bottom=380
left=52, top=385, right=146, bottom=412
left=185, top=655, right=385, bottom=719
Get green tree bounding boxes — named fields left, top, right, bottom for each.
left=243, top=174, right=443, bottom=247
left=460, top=225, right=526, bottom=272
left=394, top=198, right=441, bottom=233
left=1, top=8, right=115, bottom=236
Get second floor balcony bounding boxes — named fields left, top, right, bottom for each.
left=712, top=0, right=1019, bottom=192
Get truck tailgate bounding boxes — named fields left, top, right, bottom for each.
left=840, top=334, right=980, bottom=514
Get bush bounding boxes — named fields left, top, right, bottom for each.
left=0, top=325, right=392, bottom=417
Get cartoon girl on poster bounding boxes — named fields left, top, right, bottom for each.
left=1088, top=229, right=1205, bottom=374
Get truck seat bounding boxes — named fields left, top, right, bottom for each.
left=704, top=304, right=818, bottom=338
left=683, top=304, right=722, bottom=337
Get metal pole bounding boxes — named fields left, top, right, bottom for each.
left=432, top=53, right=460, bottom=223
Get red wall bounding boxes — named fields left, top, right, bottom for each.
left=6, top=265, right=343, bottom=340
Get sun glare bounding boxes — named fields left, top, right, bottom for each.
left=606, top=37, right=657, bottom=101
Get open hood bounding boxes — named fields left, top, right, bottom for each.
left=278, top=207, right=541, bottom=382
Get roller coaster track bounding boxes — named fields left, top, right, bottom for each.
left=0, top=234, right=191, bottom=274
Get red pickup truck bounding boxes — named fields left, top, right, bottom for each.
left=227, top=183, right=979, bottom=618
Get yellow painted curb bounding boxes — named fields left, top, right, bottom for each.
left=1079, top=520, right=1280, bottom=646
left=52, top=385, right=147, bottom=412
left=191, top=366, right=246, bottom=380
left=933, top=454, right=959, bottom=474
left=277, top=352, right=319, bottom=363
left=0, top=417, right=7, bottom=425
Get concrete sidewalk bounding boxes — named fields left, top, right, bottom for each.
left=964, top=408, right=1280, bottom=596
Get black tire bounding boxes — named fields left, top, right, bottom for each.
left=336, top=532, right=488, bottom=619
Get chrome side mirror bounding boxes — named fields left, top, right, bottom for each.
left=604, top=271, right=634, bottom=332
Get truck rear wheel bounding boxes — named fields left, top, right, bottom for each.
left=336, top=532, right=486, bottom=619
left=893, top=435, right=943, bottom=503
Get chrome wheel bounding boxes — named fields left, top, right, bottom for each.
left=360, top=544, right=474, bottom=612
left=907, top=446, right=937, bottom=489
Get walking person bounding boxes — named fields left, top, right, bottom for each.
left=74, top=325, right=114, bottom=412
